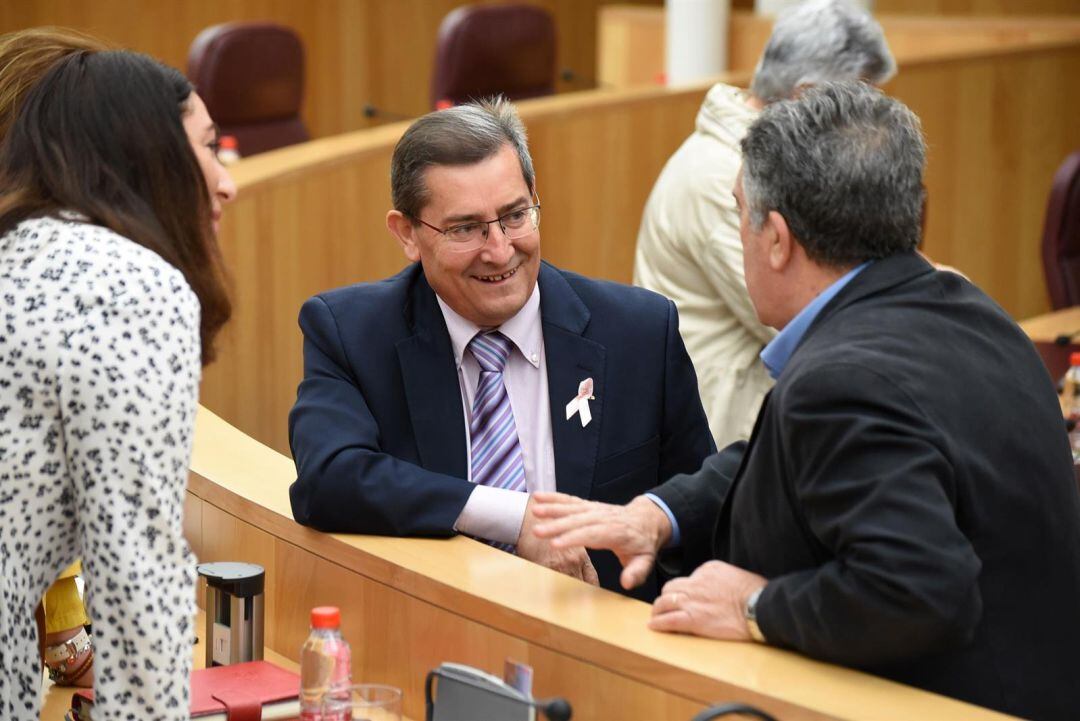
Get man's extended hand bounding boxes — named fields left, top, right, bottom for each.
left=649, top=561, right=767, bottom=641
left=531, top=492, right=672, bottom=590
left=516, top=495, right=599, bottom=585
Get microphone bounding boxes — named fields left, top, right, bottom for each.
left=690, top=702, right=779, bottom=721
left=535, top=696, right=572, bottom=721
left=424, top=665, right=573, bottom=721
left=559, top=67, right=615, bottom=91
left=362, top=103, right=414, bottom=122
left=1054, top=329, right=1080, bottom=346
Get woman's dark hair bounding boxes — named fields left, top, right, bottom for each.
left=0, top=50, right=230, bottom=365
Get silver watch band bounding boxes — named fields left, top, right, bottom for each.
left=744, top=587, right=766, bottom=643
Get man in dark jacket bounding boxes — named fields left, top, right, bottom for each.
left=533, top=81, right=1080, bottom=719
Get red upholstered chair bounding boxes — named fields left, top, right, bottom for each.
left=430, top=4, right=556, bottom=109
left=1042, top=150, right=1080, bottom=309
left=187, top=22, right=309, bottom=157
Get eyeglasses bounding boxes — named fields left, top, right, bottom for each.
left=409, top=200, right=541, bottom=253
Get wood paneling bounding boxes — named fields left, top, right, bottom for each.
left=876, top=0, right=1080, bottom=15
left=597, top=8, right=773, bottom=87
left=599, top=8, right=1080, bottom=87
left=200, top=21, right=1080, bottom=455
left=179, top=406, right=1019, bottom=721
left=0, top=0, right=663, bottom=139
left=890, top=44, right=1080, bottom=317
left=734, top=0, right=1080, bottom=14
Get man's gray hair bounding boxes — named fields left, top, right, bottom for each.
left=740, top=81, right=925, bottom=267
left=390, top=96, right=535, bottom=220
left=750, top=0, right=896, bottom=104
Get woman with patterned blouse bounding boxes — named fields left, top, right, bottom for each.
left=0, top=25, right=111, bottom=691
left=0, top=49, right=235, bottom=720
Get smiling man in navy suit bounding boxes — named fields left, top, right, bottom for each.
left=288, top=97, right=715, bottom=599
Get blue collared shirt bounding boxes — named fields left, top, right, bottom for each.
left=648, top=261, right=870, bottom=547
left=760, top=262, right=870, bottom=379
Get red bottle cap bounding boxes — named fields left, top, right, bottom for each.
left=1071, top=352, right=1080, bottom=367
left=435, top=98, right=454, bottom=110
left=219, top=135, right=239, bottom=150
left=310, top=606, right=341, bottom=629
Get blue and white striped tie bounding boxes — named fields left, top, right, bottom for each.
left=468, top=331, right=527, bottom=550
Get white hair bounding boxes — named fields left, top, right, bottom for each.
left=750, top=0, right=897, bottom=104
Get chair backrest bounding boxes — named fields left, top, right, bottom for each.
left=430, top=4, right=556, bottom=109
left=187, top=21, right=309, bottom=157
left=1042, top=150, right=1080, bottom=309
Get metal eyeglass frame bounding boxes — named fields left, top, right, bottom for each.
left=408, top=197, right=541, bottom=252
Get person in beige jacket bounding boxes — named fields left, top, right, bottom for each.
left=634, top=0, right=896, bottom=447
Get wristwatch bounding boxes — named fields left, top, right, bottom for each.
left=744, top=587, right=766, bottom=643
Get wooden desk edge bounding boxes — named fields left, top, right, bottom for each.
left=188, top=406, right=1016, bottom=720
left=1019, top=306, right=1080, bottom=342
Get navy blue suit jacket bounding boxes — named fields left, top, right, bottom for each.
left=289, top=261, right=716, bottom=599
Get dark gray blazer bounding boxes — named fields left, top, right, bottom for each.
left=654, top=252, right=1080, bottom=720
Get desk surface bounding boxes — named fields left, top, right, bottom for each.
left=180, top=406, right=1018, bottom=721
left=1019, top=306, right=1080, bottom=342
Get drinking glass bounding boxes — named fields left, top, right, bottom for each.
left=321, top=683, right=403, bottom=721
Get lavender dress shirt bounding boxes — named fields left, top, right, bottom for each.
left=437, top=284, right=556, bottom=545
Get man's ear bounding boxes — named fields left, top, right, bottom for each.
left=387, top=210, right=421, bottom=263
left=766, top=210, right=794, bottom=272
left=790, top=83, right=813, bottom=100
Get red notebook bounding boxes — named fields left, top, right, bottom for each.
left=70, top=660, right=300, bottom=721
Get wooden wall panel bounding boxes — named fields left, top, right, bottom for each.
left=0, top=0, right=369, bottom=139
left=876, top=0, right=1080, bottom=15
left=200, top=135, right=404, bottom=452
left=0, top=0, right=663, bottom=139
left=265, top=538, right=714, bottom=721
left=529, top=90, right=712, bottom=280
left=736, top=0, right=1080, bottom=13
left=599, top=9, right=1080, bottom=88
left=183, top=492, right=204, bottom=562
left=894, top=46, right=1080, bottom=317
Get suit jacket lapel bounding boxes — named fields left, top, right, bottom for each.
left=395, top=267, right=468, bottom=479
left=538, top=264, right=605, bottom=500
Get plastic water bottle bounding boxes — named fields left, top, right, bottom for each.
left=299, top=606, right=352, bottom=721
left=216, top=135, right=241, bottom=165
left=1064, top=353, right=1080, bottom=460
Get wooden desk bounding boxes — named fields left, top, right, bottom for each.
left=1019, top=306, right=1080, bottom=342
left=181, top=406, right=1018, bottom=721
left=38, top=610, right=298, bottom=721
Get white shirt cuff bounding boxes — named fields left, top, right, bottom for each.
left=454, top=485, right=529, bottom=546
